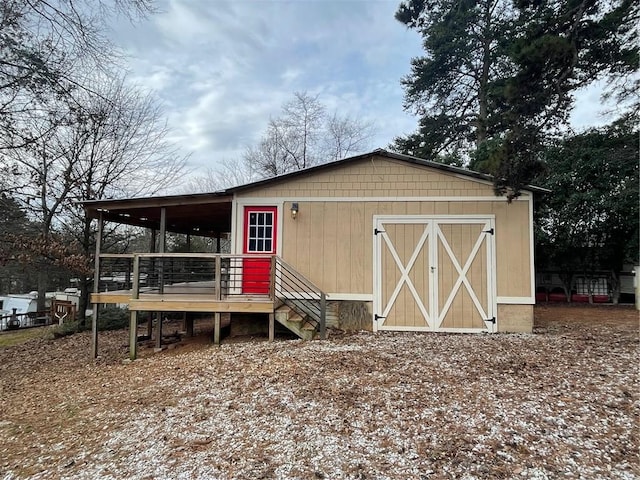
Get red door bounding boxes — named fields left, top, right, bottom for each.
left=242, top=206, right=277, bottom=294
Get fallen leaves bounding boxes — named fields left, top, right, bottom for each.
left=0, top=305, right=638, bottom=479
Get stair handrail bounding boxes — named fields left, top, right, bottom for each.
left=273, top=256, right=327, bottom=339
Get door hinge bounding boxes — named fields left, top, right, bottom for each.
left=374, top=228, right=385, bottom=235
left=485, top=317, right=496, bottom=324
left=374, top=314, right=386, bottom=321
left=483, top=228, right=494, bottom=235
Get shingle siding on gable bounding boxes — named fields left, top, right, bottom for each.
left=236, top=156, right=495, bottom=198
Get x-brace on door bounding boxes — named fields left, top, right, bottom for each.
left=374, top=215, right=496, bottom=332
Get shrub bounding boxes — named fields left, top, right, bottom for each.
left=52, top=306, right=129, bottom=338
left=52, top=320, right=86, bottom=338
left=97, top=306, right=129, bottom=331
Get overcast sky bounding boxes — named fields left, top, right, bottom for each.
left=110, top=0, right=614, bottom=176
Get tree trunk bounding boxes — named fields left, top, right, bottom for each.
left=610, top=270, right=620, bottom=305
left=559, top=273, right=573, bottom=302
left=476, top=0, right=492, bottom=147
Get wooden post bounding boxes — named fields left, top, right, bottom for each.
left=319, top=292, right=327, bottom=340
left=148, top=230, right=156, bottom=337
left=146, top=312, right=152, bottom=338
left=150, top=228, right=157, bottom=252
left=215, top=256, right=222, bottom=301
left=214, top=312, right=221, bottom=345
left=155, top=208, right=166, bottom=350
left=91, top=212, right=103, bottom=359
left=131, top=255, right=140, bottom=298
left=216, top=233, right=221, bottom=253
left=129, top=310, right=138, bottom=360
left=129, top=255, right=141, bottom=360
left=158, top=207, right=166, bottom=294
left=213, top=255, right=222, bottom=347
left=155, top=313, right=163, bottom=350
left=185, top=313, right=194, bottom=337
left=149, top=229, right=157, bottom=289
left=269, top=313, right=275, bottom=342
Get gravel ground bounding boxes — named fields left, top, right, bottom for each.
left=0, top=305, right=638, bottom=479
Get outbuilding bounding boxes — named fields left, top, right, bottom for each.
left=84, top=149, right=543, bottom=357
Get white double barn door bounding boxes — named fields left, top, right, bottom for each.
left=374, top=215, right=497, bottom=333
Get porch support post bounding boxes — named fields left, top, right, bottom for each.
left=158, top=207, right=166, bottom=293
left=129, top=255, right=140, bottom=360
left=91, top=212, right=103, bottom=359
left=185, top=312, right=194, bottom=337
left=155, top=312, right=163, bottom=350
left=268, top=313, right=274, bottom=342
left=148, top=230, right=156, bottom=337
left=215, top=256, right=222, bottom=300
left=213, top=312, right=221, bottom=345
left=156, top=208, right=166, bottom=350
left=129, top=310, right=138, bottom=360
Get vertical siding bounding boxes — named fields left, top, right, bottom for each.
left=494, top=200, right=531, bottom=297
left=277, top=199, right=530, bottom=298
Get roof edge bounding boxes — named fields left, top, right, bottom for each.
left=226, top=148, right=550, bottom=195
left=79, top=191, right=232, bottom=210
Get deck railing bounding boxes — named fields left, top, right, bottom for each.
left=97, top=253, right=327, bottom=339
left=98, top=253, right=275, bottom=300
left=273, top=257, right=327, bottom=340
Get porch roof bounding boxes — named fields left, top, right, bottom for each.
left=82, top=192, right=232, bottom=236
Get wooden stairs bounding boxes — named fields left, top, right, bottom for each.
left=274, top=304, right=317, bottom=341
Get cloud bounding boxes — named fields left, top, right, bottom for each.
left=569, top=80, right=617, bottom=130
left=110, top=0, right=616, bottom=180
left=110, top=0, right=424, bottom=173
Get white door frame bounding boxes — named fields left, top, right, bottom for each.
left=373, top=215, right=497, bottom=333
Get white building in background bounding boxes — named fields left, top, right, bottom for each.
left=0, top=289, right=80, bottom=329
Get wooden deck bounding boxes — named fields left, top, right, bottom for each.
left=89, top=253, right=326, bottom=360
left=91, top=282, right=274, bottom=314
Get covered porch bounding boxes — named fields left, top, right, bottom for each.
left=83, top=193, right=326, bottom=359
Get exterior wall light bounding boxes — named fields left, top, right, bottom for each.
left=291, top=202, right=299, bottom=220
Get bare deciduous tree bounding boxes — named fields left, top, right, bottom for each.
left=325, top=112, right=375, bottom=162
left=0, top=0, right=154, bottom=152
left=5, top=75, right=187, bottom=315
left=184, top=156, right=261, bottom=193
left=246, top=92, right=376, bottom=178
left=63, top=76, right=187, bottom=321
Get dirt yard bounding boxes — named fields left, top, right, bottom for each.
left=0, top=305, right=638, bottom=479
